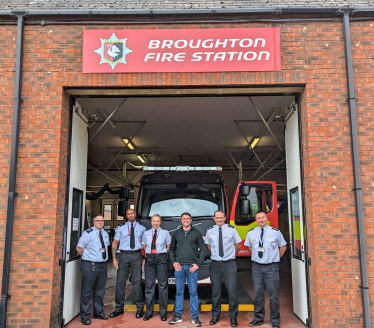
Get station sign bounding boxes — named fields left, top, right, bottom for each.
left=83, top=28, right=281, bottom=73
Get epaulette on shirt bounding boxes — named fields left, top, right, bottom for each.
left=271, top=227, right=279, bottom=231
left=207, top=226, right=213, bottom=230
left=228, top=224, right=235, bottom=228
left=248, top=228, right=254, bottom=232
left=86, top=228, right=93, bottom=233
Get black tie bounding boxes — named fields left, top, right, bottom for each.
left=99, top=230, right=107, bottom=260
left=130, top=223, right=135, bottom=249
left=219, top=227, right=224, bottom=258
left=258, top=228, right=264, bottom=259
left=151, top=229, right=157, bottom=250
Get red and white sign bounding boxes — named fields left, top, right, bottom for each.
left=83, top=28, right=281, bottom=73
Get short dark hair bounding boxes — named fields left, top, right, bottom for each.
left=255, top=211, right=268, bottom=218
left=181, top=212, right=192, bottom=219
left=93, top=214, right=104, bottom=221
left=214, top=210, right=226, bottom=217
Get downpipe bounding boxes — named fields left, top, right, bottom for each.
left=342, top=10, right=371, bottom=328
left=0, top=11, right=26, bottom=328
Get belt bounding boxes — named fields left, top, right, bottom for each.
left=254, top=262, right=277, bottom=266
left=146, top=253, right=167, bottom=257
left=82, top=260, right=106, bottom=264
left=120, top=249, right=142, bottom=253
left=212, top=259, right=235, bottom=264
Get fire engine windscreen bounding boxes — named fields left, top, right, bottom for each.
left=137, top=183, right=225, bottom=219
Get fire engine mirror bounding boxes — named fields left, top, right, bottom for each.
left=118, top=200, right=128, bottom=217
left=239, top=199, right=250, bottom=215
left=239, top=184, right=250, bottom=196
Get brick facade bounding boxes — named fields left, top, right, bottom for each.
left=0, top=18, right=373, bottom=328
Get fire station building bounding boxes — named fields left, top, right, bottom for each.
left=0, top=1, right=374, bottom=327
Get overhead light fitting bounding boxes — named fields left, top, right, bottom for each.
left=137, top=154, right=146, bottom=164
left=122, top=138, right=134, bottom=150
left=249, top=137, right=260, bottom=149
left=98, top=108, right=116, bottom=129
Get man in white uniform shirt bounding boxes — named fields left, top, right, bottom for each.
left=76, top=214, right=110, bottom=325
left=205, top=210, right=242, bottom=327
left=244, top=212, right=287, bottom=328
left=110, top=209, right=146, bottom=319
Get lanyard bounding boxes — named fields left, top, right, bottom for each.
left=151, top=228, right=161, bottom=246
left=127, top=222, right=137, bottom=236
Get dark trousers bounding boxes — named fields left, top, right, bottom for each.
left=80, top=260, right=107, bottom=320
left=144, top=253, right=169, bottom=316
left=252, top=262, right=280, bottom=326
left=115, top=250, right=144, bottom=311
left=210, top=260, right=238, bottom=320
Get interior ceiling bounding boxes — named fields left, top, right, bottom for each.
left=76, top=95, right=295, bottom=176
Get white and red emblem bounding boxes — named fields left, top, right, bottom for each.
left=94, top=33, right=132, bottom=69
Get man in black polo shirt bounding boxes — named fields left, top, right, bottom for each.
left=168, top=212, right=206, bottom=327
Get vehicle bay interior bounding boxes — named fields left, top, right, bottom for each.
left=64, top=93, right=308, bottom=326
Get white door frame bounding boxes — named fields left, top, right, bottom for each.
left=285, top=102, right=310, bottom=326
left=61, top=104, right=88, bottom=325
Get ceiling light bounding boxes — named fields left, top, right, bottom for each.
left=249, top=137, right=260, bottom=149
left=123, top=138, right=135, bottom=150
left=137, top=154, right=146, bottom=164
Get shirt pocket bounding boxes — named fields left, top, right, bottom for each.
left=224, top=236, right=234, bottom=247
left=265, top=238, right=277, bottom=250
left=104, top=235, right=110, bottom=246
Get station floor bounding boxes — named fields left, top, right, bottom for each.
left=67, top=256, right=306, bottom=328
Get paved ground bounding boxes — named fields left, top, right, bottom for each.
left=67, top=256, right=306, bottom=328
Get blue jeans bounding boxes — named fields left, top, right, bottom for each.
left=174, top=265, right=199, bottom=318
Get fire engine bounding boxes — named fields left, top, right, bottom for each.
left=125, top=166, right=278, bottom=285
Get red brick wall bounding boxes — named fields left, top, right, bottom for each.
left=0, top=19, right=373, bottom=327
left=351, top=20, right=374, bottom=326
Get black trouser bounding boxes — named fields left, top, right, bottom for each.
left=210, top=259, right=238, bottom=320
left=115, top=250, right=144, bottom=312
left=80, top=260, right=107, bottom=321
left=144, top=253, right=169, bottom=316
left=252, top=262, right=280, bottom=326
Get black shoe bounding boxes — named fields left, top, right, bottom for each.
left=81, top=319, right=91, bottom=325
left=209, top=316, right=220, bottom=325
left=249, top=320, right=264, bottom=326
left=272, top=324, right=280, bottom=328
left=192, top=317, right=202, bottom=327
left=93, top=313, right=109, bottom=320
left=161, top=315, right=167, bottom=321
left=136, top=311, right=144, bottom=319
left=231, top=318, right=238, bottom=327
left=169, top=315, right=183, bottom=324
left=143, top=315, right=153, bottom=321
left=109, top=309, right=124, bottom=318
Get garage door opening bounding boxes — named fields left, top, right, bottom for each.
left=62, top=91, right=308, bottom=327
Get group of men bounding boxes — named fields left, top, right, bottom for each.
left=76, top=208, right=287, bottom=327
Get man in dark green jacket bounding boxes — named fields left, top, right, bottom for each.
left=168, top=212, right=206, bottom=327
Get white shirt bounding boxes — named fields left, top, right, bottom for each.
left=142, top=227, right=171, bottom=254
left=205, top=224, right=242, bottom=261
left=77, top=227, right=110, bottom=262
left=114, top=221, right=146, bottom=251
left=244, top=225, right=286, bottom=264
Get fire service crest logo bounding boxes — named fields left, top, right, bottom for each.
left=94, top=33, right=132, bottom=69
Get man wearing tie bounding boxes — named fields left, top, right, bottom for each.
left=76, top=214, right=110, bottom=325
left=205, top=210, right=242, bottom=327
left=110, top=209, right=146, bottom=319
left=244, top=212, right=287, bottom=328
